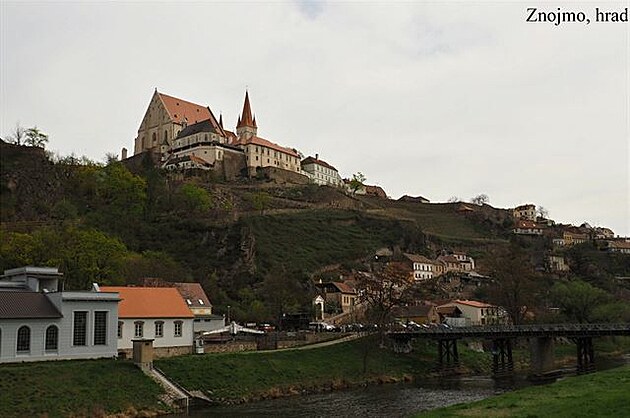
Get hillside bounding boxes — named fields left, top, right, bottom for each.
left=1, top=142, right=629, bottom=322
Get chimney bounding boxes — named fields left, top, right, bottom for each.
left=121, top=147, right=128, bottom=160
left=315, top=153, right=319, bottom=160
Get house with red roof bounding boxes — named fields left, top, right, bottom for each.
left=314, top=281, right=357, bottom=315
left=99, top=286, right=195, bottom=357
left=437, top=299, right=504, bottom=326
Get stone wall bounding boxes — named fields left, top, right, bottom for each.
left=258, top=166, right=310, bottom=185
left=118, top=345, right=193, bottom=359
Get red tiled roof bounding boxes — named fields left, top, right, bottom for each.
left=454, top=299, right=494, bottom=308
left=515, top=220, right=543, bottom=229
left=239, top=135, right=299, bottom=157
left=609, top=241, right=630, bottom=249
left=100, top=286, right=194, bottom=318
left=331, top=281, right=356, bottom=294
left=158, top=92, right=211, bottom=125
left=173, top=282, right=212, bottom=308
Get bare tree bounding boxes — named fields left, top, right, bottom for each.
left=484, top=247, right=537, bottom=325
left=536, top=206, right=549, bottom=219
left=447, top=196, right=460, bottom=203
left=6, top=122, right=26, bottom=145
left=470, top=194, right=489, bottom=206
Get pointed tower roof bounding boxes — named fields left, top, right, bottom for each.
left=237, top=90, right=257, bottom=128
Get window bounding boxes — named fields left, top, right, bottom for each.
left=164, top=130, right=168, bottom=141
left=198, top=299, right=204, bottom=305
left=174, top=321, right=183, bottom=337
left=186, top=299, right=192, bottom=305
left=134, top=321, right=144, bottom=338
left=155, top=321, right=164, bottom=338
left=152, top=132, right=157, bottom=143
left=73, top=311, right=87, bottom=346
left=17, top=326, right=30, bottom=352
left=117, top=321, right=123, bottom=339
left=45, top=325, right=59, bottom=351
left=94, top=311, right=107, bottom=345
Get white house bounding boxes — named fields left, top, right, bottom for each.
left=438, top=300, right=503, bottom=326
left=403, top=253, right=435, bottom=281
left=0, top=267, right=119, bottom=364
left=100, top=286, right=194, bottom=358
left=301, top=155, right=343, bottom=187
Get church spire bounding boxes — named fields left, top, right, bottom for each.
left=236, top=90, right=258, bottom=140
left=237, top=90, right=255, bottom=128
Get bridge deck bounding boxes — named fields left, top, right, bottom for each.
left=388, top=323, right=630, bottom=340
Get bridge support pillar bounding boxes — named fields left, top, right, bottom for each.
left=491, top=338, right=514, bottom=377
left=575, top=337, right=595, bottom=374
left=437, top=338, right=459, bottom=370
left=529, top=337, right=555, bottom=377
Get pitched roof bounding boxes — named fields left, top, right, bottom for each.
left=403, top=253, right=433, bottom=264
left=437, top=255, right=460, bottom=264
left=172, top=282, right=212, bottom=308
left=239, top=135, right=299, bottom=157
left=453, top=299, right=494, bottom=308
left=301, top=156, right=338, bottom=172
left=0, top=292, right=62, bottom=319
left=515, top=220, right=543, bottom=229
left=100, top=286, right=194, bottom=318
left=176, top=118, right=221, bottom=138
left=609, top=241, right=630, bottom=249
left=392, top=304, right=435, bottom=318
left=331, top=281, right=356, bottom=294
left=157, top=92, right=211, bottom=125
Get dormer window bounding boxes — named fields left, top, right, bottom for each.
left=198, top=299, right=204, bottom=305
left=186, top=299, right=192, bottom=305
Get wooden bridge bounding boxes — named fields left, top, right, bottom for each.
left=388, top=323, right=630, bottom=378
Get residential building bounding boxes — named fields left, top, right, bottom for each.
left=513, top=220, right=544, bottom=235
left=607, top=240, right=630, bottom=254
left=436, top=255, right=461, bottom=273
left=392, top=304, right=439, bottom=324
left=314, top=281, right=357, bottom=315
left=513, top=204, right=536, bottom=221
left=451, top=251, right=476, bottom=271
left=403, top=253, right=436, bottom=280
left=563, top=231, right=589, bottom=246
left=0, top=267, right=119, bottom=363
left=547, top=255, right=570, bottom=272
left=301, top=154, right=343, bottom=187
left=365, top=185, right=387, bottom=198
left=594, top=227, right=615, bottom=240
left=99, top=286, right=194, bottom=357
left=398, top=195, right=430, bottom=204
left=438, top=300, right=502, bottom=326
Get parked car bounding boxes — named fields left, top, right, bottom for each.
left=309, top=321, right=336, bottom=332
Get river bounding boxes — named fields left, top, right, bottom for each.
left=178, top=355, right=629, bottom=417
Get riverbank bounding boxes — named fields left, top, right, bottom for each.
left=417, top=364, right=630, bottom=417
left=154, top=336, right=492, bottom=404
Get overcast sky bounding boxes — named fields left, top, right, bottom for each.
left=1, top=1, right=628, bottom=235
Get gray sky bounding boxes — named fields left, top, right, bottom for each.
left=2, top=1, right=629, bottom=236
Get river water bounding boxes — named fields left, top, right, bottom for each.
left=185, top=375, right=528, bottom=417
left=181, top=355, right=629, bottom=417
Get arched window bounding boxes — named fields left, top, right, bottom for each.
left=45, top=325, right=59, bottom=351
left=152, top=132, right=157, bottom=143
left=17, top=326, right=30, bottom=352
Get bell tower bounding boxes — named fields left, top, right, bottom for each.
left=236, top=90, right=257, bottom=140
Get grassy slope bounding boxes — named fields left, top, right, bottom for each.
left=418, top=365, right=630, bottom=418
left=0, top=359, right=165, bottom=418
left=156, top=338, right=491, bottom=402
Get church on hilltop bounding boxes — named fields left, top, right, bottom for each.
left=132, top=89, right=303, bottom=178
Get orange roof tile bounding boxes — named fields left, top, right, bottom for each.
left=454, top=299, right=494, bottom=308
left=237, top=90, right=257, bottom=128
left=158, top=92, right=211, bottom=125
left=100, top=286, right=194, bottom=318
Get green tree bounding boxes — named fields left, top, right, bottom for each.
left=349, top=172, right=366, bottom=195
left=550, top=280, right=609, bottom=323
left=251, top=191, right=271, bottom=215
left=178, top=183, right=212, bottom=213
left=24, top=126, right=49, bottom=148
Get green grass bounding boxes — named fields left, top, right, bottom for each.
left=418, top=365, right=630, bottom=417
left=0, top=359, right=165, bottom=418
left=156, top=337, right=494, bottom=402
